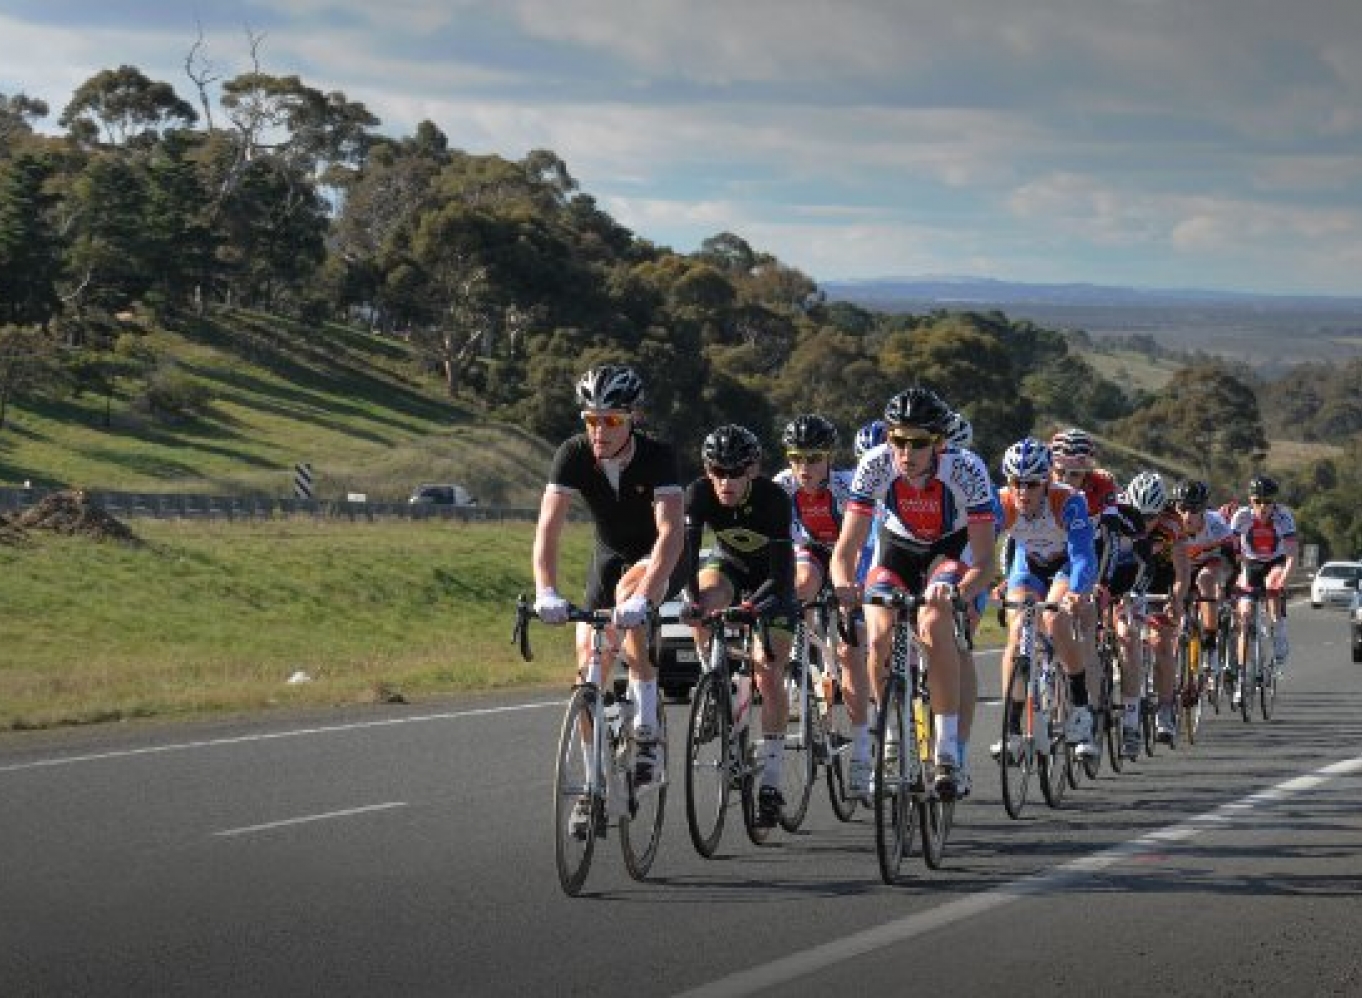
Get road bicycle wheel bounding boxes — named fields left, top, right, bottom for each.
left=1259, top=625, right=1278, bottom=721
left=684, top=670, right=731, bottom=858
left=1178, top=636, right=1202, bottom=745
left=779, top=653, right=816, bottom=833
left=620, top=702, right=668, bottom=881
left=1205, top=640, right=1222, bottom=715
left=553, top=685, right=600, bottom=897
left=741, top=728, right=771, bottom=846
left=999, top=658, right=1033, bottom=820
left=1239, top=614, right=1260, bottom=724
left=916, top=696, right=950, bottom=871
left=874, top=679, right=919, bottom=885
left=823, top=674, right=858, bottom=822
left=1040, top=666, right=1070, bottom=809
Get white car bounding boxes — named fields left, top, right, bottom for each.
left=1310, top=561, right=1362, bottom=608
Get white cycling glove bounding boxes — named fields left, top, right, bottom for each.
left=614, top=593, right=651, bottom=629
left=534, top=588, right=570, bottom=625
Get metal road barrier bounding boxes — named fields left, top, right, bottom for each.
left=0, top=486, right=542, bottom=523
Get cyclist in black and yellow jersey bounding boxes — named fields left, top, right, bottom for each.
left=682, top=424, right=799, bottom=830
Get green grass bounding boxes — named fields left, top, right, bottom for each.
left=0, top=519, right=590, bottom=730
left=0, top=309, right=555, bottom=506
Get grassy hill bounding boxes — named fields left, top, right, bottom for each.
left=0, top=309, right=555, bottom=506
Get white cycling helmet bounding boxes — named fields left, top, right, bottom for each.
left=854, top=420, right=887, bottom=458
left=1001, top=437, right=1051, bottom=481
left=944, top=411, right=974, bottom=450
left=1126, top=471, right=1168, bottom=515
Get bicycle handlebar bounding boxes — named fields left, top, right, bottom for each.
left=512, top=594, right=656, bottom=664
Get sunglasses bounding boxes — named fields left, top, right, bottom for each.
left=581, top=410, right=629, bottom=429
left=1010, top=478, right=1046, bottom=491
left=1176, top=503, right=1206, bottom=514
left=887, top=432, right=937, bottom=451
left=706, top=463, right=749, bottom=481
left=786, top=450, right=829, bottom=464
left=1058, top=468, right=1088, bottom=479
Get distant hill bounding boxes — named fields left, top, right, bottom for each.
left=822, top=276, right=1362, bottom=370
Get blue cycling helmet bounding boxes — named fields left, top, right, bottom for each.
left=1002, top=437, right=1052, bottom=481
left=855, top=420, right=887, bottom=458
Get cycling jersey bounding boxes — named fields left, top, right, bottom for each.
left=1179, top=510, right=1235, bottom=567
left=683, top=476, right=797, bottom=611
left=1230, top=505, right=1297, bottom=562
left=1075, top=468, right=1120, bottom=521
left=848, top=444, right=994, bottom=554
left=997, top=482, right=1098, bottom=594
left=772, top=467, right=853, bottom=550
left=547, top=433, right=682, bottom=561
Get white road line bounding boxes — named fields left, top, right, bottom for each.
left=674, top=753, right=1362, bottom=998
left=0, top=701, right=561, bottom=774
left=213, top=802, right=408, bottom=837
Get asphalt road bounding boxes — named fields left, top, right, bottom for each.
left=3, top=602, right=1360, bottom=997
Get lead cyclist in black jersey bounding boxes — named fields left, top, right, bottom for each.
left=681, top=424, right=800, bottom=830
left=532, top=366, right=685, bottom=813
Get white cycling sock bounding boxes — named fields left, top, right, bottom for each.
left=762, top=734, right=785, bottom=787
left=630, top=678, right=658, bottom=732
left=935, top=714, right=959, bottom=762
left=852, top=724, right=871, bottom=759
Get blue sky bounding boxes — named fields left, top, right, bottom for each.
left=3, top=1, right=1361, bottom=295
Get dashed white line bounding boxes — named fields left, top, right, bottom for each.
left=674, top=753, right=1362, bottom=998
left=213, top=802, right=408, bottom=837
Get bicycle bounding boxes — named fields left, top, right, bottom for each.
left=791, top=588, right=860, bottom=825
left=683, top=593, right=778, bottom=857
left=1091, top=590, right=1123, bottom=776
left=513, top=596, right=667, bottom=897
left=863, top=587, right=963, bottom=883
left=1229, top=589, right=1280, bottom=722
left=1133, top=592, right=1171, bottom=757
left=1174, top=594, right=1216, bottom=745
left=1203, top=596, right=1235, bottom=715
left=998, top=598, right=1074, bottom=818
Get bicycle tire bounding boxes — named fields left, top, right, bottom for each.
left=823, top=675, right=858, bottom=822
left=1182, top=634, right=1203, bottom=745
left=917, top=697, right=950, bottom=871
left=779, top=652, right=816, bottom=833
left=874, top=679, right=919, bottom=884
left=684, top=670, right=731, bottom=858
left=999, top=657, right=1033, bottom=820
left=553, top=685, right=600, bottom=897
left=1040, top=664, right=1070, bottom=809
left=620, top=701, right=668, bottom=881
left=1260, top=625, right=1278, bottom=721
left=741, top=727, right=771, bottom=846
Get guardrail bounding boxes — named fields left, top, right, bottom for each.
left=0, top=487, right=541, bottom=523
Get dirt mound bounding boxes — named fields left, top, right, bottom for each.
left=13, top=490, right=141, bottom=544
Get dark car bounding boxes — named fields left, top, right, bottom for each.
left=656, top=598, right=700, bottom=701
left=407, top=483, right=477, bottom=507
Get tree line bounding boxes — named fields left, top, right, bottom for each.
left=1, top=51, right=1359, bottom=559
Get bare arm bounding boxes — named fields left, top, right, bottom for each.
left=532, top=489, right=573, bottom=594
left=962, top=519, right=996, bottom=603
left=636, top=491, right=685, bottom=605
left=831, top=508, right=873, bottom=592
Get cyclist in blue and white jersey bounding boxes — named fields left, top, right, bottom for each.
left=830, top=388, right=996, bottom=802
left=992, top=438, right=1100, bottom=762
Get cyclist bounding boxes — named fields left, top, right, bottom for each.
left=532, top=365, right=685, bottom=836
left=830, top=388, right=996, bottom=802
left=1125, top=471, right=1190, bottom=743
left=993, top=437, right=1100, bottom=763
left=1102, top=475, right=1160, bottom=759
left=1171, top=479, right=1235, bottom=676
left=682, top=424, right=799, bottom=829
left=1229, top=474, right=1297, bottom=681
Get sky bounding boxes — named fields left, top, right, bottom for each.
left=2, top=1, right=1361, bottom=296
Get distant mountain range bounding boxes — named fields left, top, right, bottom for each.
left=820, top=275, right=1362, bottom=310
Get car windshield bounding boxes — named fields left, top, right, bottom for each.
left=1321, top=565, right=1360, bottom=580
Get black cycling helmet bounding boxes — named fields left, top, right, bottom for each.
left=1248, top=474, right=1279, bottom=500
left=883, top=387, right=951, bottom=434
left=575, top=365, right=644, bottom=410
left=702, top=424, right=762, bottom=469
left=1173, top=479, right=1210, bottom=511
left=782, top=414, right=838, bottom=452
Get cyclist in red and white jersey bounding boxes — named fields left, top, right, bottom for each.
left=1171, top=479, right=1236, bottom=676
left=1229, top=474, right=1297, bottom=672
left=830, top=388, right=996, bottom=802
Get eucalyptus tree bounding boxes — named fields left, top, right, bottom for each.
left=0, top=152, right=62, bottom=326
left=59, top=66, right=197, bottom=148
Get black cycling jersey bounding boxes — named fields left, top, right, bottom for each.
left=547, top=432, right=682, bottom=563
left=683, top=476, right=796, bottom=608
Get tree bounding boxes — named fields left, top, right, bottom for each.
left=0, top=325, right=64, bottom=429
left=0, top=93, right=50, bottom=156
left=60, top=66, right=197, bottom=147
left=0, top=152, right=62, bottom=325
